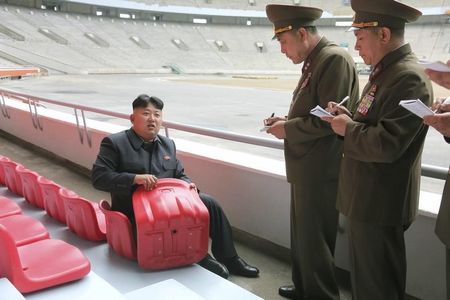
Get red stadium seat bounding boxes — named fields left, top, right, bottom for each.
left=0, top=214, right=49, bottom=246
left=37, top=177, right=66, bottom=224
left=59, top=188, right=106, bottom=242
left=132, top=178, right=209, bottom=270
left=0, top=155, right=10, bottom=185
left=99, top=200, right=136, bottom=260
left=16, top=165, right=45, bottom=209
left=2, top=160, right=23, bottom=196
left=0, top=196, right=21, bottom=218
left=0, top=224, right=91, bottom=293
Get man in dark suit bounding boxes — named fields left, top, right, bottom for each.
left=423, top=63, right=450, bottom=300
left=324, top=0, right=433, bottom=299
left=263, top=4, right=359, bottom=299
left=91, top=94, right=259, bottom=279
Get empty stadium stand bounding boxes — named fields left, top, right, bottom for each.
left=125, top=0, right=449, bottom=15
left=0, top=2, right=447, bottom=75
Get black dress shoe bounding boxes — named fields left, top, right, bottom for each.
left=278, top=285, right=296, bottom=299
left=222, top=256, right=259, bottom=278
left=198, top=254, right=229, bottom=279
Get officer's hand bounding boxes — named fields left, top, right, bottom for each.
left=440, top=102, right=450, bottom=113
left=423, top=112, right=450, bottom=137
left=264, top=116, right=286, bottom=126
left=330, top=114, right=352, bottom=136
left=267, top=121, right=286, bottom=139
left=134, top=174, right=158, bottom=191
left=425, top=60, right=450, bottom=89
left=432, top=98, right=450, bottom=113
left=326, top=101, right=352, bottom=116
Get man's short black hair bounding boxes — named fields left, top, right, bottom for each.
left=285, top=26, right=318, bottom=36
left=132, top=94, right=164, bottom=110
left=367, top=27, right=404, bottom=40
left=303, top=26, right=318, bottom=34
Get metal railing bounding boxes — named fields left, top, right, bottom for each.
left=0, top=88, right=447, bottom=180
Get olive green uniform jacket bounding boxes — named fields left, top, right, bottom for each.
left=337, top=44, right=433, bottom=226
left=284, top=37, right=359, bottom=183
left=283, top=36, right=359, bottom=299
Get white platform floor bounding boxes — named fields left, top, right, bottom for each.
left=0, top=184, right=265, bottom=300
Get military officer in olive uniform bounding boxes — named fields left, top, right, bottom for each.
left=324, top=0, right=433, bottom=299
left=264, top=4, right=359, bottom=299
left=423, top=67, right=450, bottom=300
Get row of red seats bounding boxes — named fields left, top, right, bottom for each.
left=0, top=156, right=107, bottom=241
left=0, top=195, right=90, bottom=293
left=0, top=155, right=137, bottom=259
left=0, top=154, right=209, bottom=271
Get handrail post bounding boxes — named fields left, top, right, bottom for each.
left=0, top=92, right=10, bottom=119
left=74, top=108, right=92, bottom=147
left=27, top=98, right=43, bottom=130
left=32, top=100, right=43, bottom=130
left=74, top=108, right=85, bottom=144
left=80, top=110, right=92, bottom=147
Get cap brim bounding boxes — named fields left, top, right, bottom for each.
left=346, top=26, right=361, bottom=32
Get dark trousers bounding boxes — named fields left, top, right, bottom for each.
left=128, top=192, right=237, bottom=260
left=348, top=219, right=406, bottom=300
left=290, top=182, right=340, bottom=300
left=199, top=192, right=237, bottom=261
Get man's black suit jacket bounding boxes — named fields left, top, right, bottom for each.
left=92, top=128, right=191, bottom=221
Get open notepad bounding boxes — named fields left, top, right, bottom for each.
left=399, top=99, right=433, bottom=118
left=418, top=60, right=450, bottom=72
left=310, top=105, right=333, bottom=118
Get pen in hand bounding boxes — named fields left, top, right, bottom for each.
left=325, top=96, right=351, bottom=118
left=262, top=113, right=275, bottom=129
left=265, top=113, right=274, bottom=124
left=433, top=97, right=450, bottom=113
left=337, top=96, right=350, bottom=107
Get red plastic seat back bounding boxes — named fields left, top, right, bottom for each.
left=2, top=160, right=23, bottom=196
left=37, top=177, right=66, bottom=224
left=99, top=200, right=136, bottom=260
left=16, top=165, right=45, bottom=209
left=0, top=224, right=91, bottom=293
left=132, top=178, right=209, bottom=270
left=0, top=155, right=9, bottom=185
left=0, top=196, right=21, bottom=218
left=0, top=224, right=22, bottom=280
left=0, top=214, right=49, bottom=246
left=59, top=188, right=106, bottom=241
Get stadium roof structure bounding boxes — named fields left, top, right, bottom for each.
left=64, top=0, right=332, bottom=18
left=63, top=0, right=449, bottom=18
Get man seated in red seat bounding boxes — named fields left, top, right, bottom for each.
left=91, top=94, right=259, bottom=279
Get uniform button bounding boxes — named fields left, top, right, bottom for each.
left=342, top=153, right=345, bottom=158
